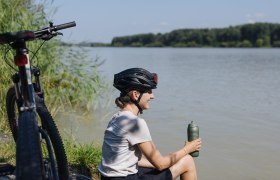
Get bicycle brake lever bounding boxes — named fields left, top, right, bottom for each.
left=40, top=32, right=63, bottom=40
left=40, top=34, right=54, bottom=41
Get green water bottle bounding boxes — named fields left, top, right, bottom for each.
left=187, top=121, right=199, bottom=157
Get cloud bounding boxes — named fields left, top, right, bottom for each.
left=245, top=12, right=266, bottom=23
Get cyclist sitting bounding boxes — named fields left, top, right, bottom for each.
left=98, top=68, right=202, bottom=180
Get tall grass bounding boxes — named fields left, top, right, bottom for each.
left=43, top=46, right=107, bottom=116
left=0, top=0, right=46, bottom=131
left=0, top=0, right=107, bottom=131
left=1, top=0, right=106, bottom=177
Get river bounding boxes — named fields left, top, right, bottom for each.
left=57, top=47, right=280, bottom=180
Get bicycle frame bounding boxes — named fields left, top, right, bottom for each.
left=11, top=38, right=36, bottom=112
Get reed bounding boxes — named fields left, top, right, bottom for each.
left=1, top=1, right=105, bottom=177
left=0, top=0, right=107, bottom=131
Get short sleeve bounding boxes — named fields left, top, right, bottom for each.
left=127, top=118, right=152, bottom=146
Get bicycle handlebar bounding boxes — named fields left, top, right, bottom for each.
left=0, top=21, right=76, bottom=44
left=34, top=21, right=76, bottom=38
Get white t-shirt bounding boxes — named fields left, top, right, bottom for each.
left=98, top=111, right=152, bottom=177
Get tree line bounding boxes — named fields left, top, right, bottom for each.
left=111, top=23, right=280, bottom=48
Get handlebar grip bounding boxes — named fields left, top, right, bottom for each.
left=0, top=31, right=35, bottom=44
left=55, top=21, right=76, bottom=31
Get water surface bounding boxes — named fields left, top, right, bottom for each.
left=58, top=48, right=280, bottom=180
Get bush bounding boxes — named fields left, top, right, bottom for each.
left=238, top=40, right=252, bottom=47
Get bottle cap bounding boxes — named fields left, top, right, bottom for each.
left=188, top=121, right=197, bottom=128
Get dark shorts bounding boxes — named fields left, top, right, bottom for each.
left=101, top=167, right=172, bottom=180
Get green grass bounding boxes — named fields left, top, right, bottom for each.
left=0, top=139, right=102, bottom=178
left=0, top=140, right=16, bottom=165
left=64, top=140, right=102, bottom=178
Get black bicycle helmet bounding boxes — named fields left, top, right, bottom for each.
left=113, top=68, right=158, bottom=93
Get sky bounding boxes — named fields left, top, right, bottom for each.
left=50, top=0, right=280, bottom=43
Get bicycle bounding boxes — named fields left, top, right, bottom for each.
left=0, top=21, right=76, bottom=180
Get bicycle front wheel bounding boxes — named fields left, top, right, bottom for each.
left=6, top=87, right=69, bottom=180
left=16, top=111, right=44, bottom=180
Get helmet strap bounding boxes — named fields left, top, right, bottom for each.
left=131, top=92, right=143, bottom=114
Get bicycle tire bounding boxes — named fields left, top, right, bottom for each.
left=36, top=96, right=70, bottom=180
left=16, top=111, right=44, bottom=180
left=6, top=86, right=20, bottom=141
left=6, top=87, right=69, bottom=180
